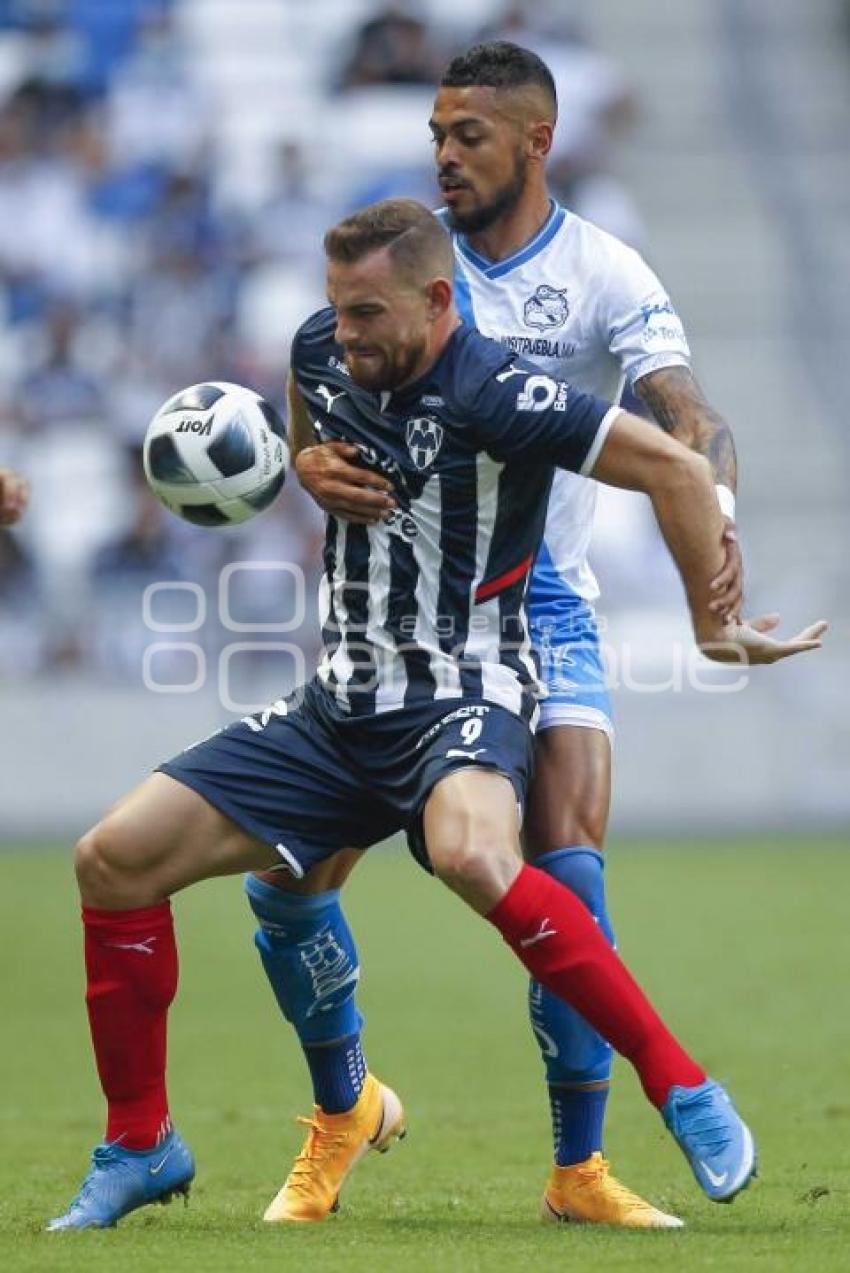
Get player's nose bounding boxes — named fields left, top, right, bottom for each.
left=334, top=315, right=356, bottom=346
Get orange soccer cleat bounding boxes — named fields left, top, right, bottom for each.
left=263, top=1073, right=406, bottom=1223
left=541, top=1152, right=683, bottom=1229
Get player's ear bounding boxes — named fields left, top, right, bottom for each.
left=425, top=277, right=453, bottom=319
left=528, top=119, right=553, bottom=161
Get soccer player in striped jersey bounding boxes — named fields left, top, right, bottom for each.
left=251, top=44, right=749, bottom=1228
left=48, top=199, right=826, bottom=1233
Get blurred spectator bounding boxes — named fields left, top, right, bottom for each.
left=146, top=168, right=222, bottom=266
left=88, top=459, right=188, bottom=677
left=0, top=523, right=45, bottom=675
left=92, top=457, right=183, bottom=586
left=0, top=90, right=104, bottom=302
left=16, top=9, right=86, bottom=100
left=123, top=171, right=237, bottom=388
left=11, top=299, right=106, bottom=430
left=124, top=242, right=234, bottom=388
left=233, top=142, right=331, bottom=381
left=68, top=0, right=173, bottom=99
left=249, top=140, right=331, bottom=266
left=337, top=6, right=444, bottom=90
left=106, top=5, right=210, bottom=168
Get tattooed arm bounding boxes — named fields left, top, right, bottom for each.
left=635, top=366, right=742, bottom=617
left=634, top=366, right=737, bottom=491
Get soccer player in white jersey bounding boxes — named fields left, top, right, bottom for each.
left=247, top=45, right=749, bottom=1229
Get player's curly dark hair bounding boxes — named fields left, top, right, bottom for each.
left=440, top=41, right=557, bottom=119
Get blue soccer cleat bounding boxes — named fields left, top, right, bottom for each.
left=662, top=1079, right=756, bottom=1203
left=47, top=1130, right=195, bottom=1231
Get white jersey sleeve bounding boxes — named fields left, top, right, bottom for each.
left=596, top=240, right=691, bottom=386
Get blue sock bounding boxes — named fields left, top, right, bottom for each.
left=304, top=1033, right=367, bottom=1114
left=549, top=1085, right=609, bottom=1167
left=244, top=874, right=366, bottom=1111
left=528, top=847, right=615, bottom=1167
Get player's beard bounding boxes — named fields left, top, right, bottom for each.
left=444, top=151, right=528, bottom=235
left=346, top=335, right=427, bottom=392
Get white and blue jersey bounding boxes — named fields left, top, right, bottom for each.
left=442, top=202, right=692, bottom=735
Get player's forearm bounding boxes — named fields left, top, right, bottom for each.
left=648, top=454, right=727, bottom=643
left=635, top=366, right=738, bottom=493
left=590, top=413, right=725, bottom=644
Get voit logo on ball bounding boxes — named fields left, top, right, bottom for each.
left=523, top=284, right=569, bottom=331
left=405, top=416, right=444, bottom=470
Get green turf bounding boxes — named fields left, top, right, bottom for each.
left=1, top=839, right=849, bottom=1272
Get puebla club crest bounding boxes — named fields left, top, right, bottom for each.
left=405, top=416, right=444, bottom=470
left=523, top=284, right=569, bottom=331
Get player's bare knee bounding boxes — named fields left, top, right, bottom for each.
left=74, top=821, right=146, bottom=907
left=74, top=827, right=111, bottom=903
left=429, top=833, right=519, bottom=913
left=535, top=808, right=606, bottom=855
left=526, top=786, right=608, bottom=856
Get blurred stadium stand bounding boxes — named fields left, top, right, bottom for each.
left=0, top=0, right=847, bottom=837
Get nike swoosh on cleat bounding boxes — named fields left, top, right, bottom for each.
left=368, top=1106, right=387, bottom=1147
left=700, top=1161, right=728, bottom=1188
left=149, top=1148, right=174, bottom=1176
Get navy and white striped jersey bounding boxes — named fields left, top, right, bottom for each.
left=291, top=307, right=619, bottom=720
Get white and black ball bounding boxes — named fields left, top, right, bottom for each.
left=143, top=381, right=288, bottom=526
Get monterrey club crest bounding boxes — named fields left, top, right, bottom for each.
left=405, top=416, right=444, bottom=470
left=523, top=284, right=569, bottom=331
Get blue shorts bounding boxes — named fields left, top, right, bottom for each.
left=528, top=603, right=613, bottom=739
left=159, top=679, right=534, bottom=878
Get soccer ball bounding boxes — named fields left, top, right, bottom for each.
left=143, top=381, right=289, bottom=526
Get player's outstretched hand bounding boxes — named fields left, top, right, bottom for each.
left=295, top=442, right=396, bottom=524
left=708, top=521, right=743, bottom=621
left=0, top=467, right=29, bottom=525
left=699, top=612, right=828, bottom=665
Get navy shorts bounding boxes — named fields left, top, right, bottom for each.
left=159, top=678, right=534, bottom=878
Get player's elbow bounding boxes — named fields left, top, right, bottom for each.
left=645, top=446, right=712, bottom=503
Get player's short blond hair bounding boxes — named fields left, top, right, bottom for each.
left=324, top=199, right=454, bottom=287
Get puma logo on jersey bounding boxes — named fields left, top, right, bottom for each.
left=495, top=364, right=528, bottom=383
left=316, top=384, right=346, bottom=412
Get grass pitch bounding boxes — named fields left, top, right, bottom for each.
left=1, top=838, right=849, bottom=1272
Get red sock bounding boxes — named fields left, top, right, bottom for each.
left=83, top=902, right=178, bottom=1149
left=487, top=865, right=705, bottom=1107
